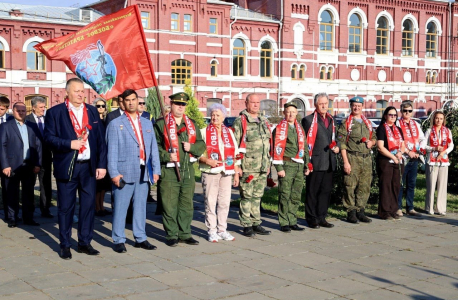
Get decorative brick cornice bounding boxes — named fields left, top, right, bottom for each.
left=138, top=3, right=155, bottom=9
left=0, top=27, right=11, bottom=34
left=350, top=0, right=446, bottom=13
left=258, top=27, right=276, bottom=34
left=171, top=3, right=195, bottom=10
left=291, top=3, right=309, bottom=15
left=207, top=10, right=222, bottom=16
left=22, top=29, right=52, bottom=37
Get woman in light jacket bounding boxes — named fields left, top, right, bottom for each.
left=421, top=111, right=454, bottom=215
left=199, top=104, right=240, bottom=242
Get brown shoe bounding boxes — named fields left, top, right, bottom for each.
left=407, top=210, right=421, bottom=217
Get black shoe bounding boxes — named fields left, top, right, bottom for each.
left=95, top=210, right=105, bottom=217
left=290, top=224, right=305, bottom=231
left=166, top=239, right=179, bottom=247
left=356, top=209, right=372, bottom=223
left=7, top=220, right=17, bottom=228
left=252, top=225, right=271, bottom=235
left=41, top=212, right=54, bottom=218
left=179, top=237, right=199, bottom=245
left=280, top=226, right=291, bottom=232
left=113, top=243, right=127, bottom=253
left=15, top=217, right=22, bottom=222
left=243, top=227, right=255, bottom=237
left=23, top=220, right=40, bottom=226
left=77, top=244, right=100, bottom=255
left=60, top=247, right=72, bottom=260
left=308, top=221, right=320, bottom=229
left=319, top=221, right=334, bottom=228
left=134, top=240, right=157, bottom=250
left=347, top=210, right=359, bottom=224
left=102, top=209, right=112, bottom=215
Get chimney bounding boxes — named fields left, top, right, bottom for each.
left=9, top=8, right=24, bottom=18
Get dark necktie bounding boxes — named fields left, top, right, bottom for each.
left=38, top=116, right=44, bottom=135
left=1, top=116, right=4, bottom=124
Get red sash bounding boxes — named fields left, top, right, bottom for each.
left=205, top=124, right=236, bottom=174
left=384, top=123, right=403, bottom=152
left=429, top=126, right=450, bottom=163
left=272, top=119, right=305, bottom=164
left=163, top=113, right=197, bottom=167
left=307, top=110, right=335, bottom=159
left=125, top=113, right=146, bottom=161
left=399, top=119, right=419, bottom=152
left=345, top=114, right=373, bottom=142
left=65, top=99, right=90, bottom=154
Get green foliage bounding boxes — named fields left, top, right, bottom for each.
left=184, top=79, right=206, bottom=129
left=106, top=98, right=113, bottom=113
left=443, top=108, right=458, bottom=191
left=146, top=87, right=164, bottom=120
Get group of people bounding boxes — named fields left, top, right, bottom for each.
left=0, top=77, right=454, bottom=260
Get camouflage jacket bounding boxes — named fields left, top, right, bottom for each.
left=233, top=109, right=271, bottom=173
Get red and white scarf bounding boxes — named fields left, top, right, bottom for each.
left=125, top=113, right=146, bottom=161
left=272, top=119, right=305, bottom=164
left=429, top=126, right=450, bottom=164
left=306, top=111, right=335, bottom=159
left=205, top=124, right=236, bottom=174
left=65, top=99, right=90, bottom=154
left=384, top=123, right=403, bottom=152
left=238, top=114, right=272, bottom=154
left=163, top=113, right=197, bottom=167
left=346, top=114, right=373, bottom=142
left=399, top=118, right=420, bottom=152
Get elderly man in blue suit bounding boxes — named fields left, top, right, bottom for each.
left=44, top=78, right=107, bottom=260
left=106, top=89, right=161, bottom=253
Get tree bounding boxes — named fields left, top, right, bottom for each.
left=184, top=79, right=206, bottom=128
left=145, top=87, right=164, bottom=120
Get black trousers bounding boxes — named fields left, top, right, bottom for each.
left=377, top=158, right=404, bottom=219
left=3, top=164, right=36, bottom=222
left=36, top=159, right=52, bottom=214
left=305, top=168, right=333, bottom=223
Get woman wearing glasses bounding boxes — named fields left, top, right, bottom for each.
left=92, top=98, right=111, bottom=216
left=376, top=106, right=406, bottom=220
left=420, top=111, right=454, bottom=215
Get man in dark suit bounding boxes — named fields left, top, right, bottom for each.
left=44, top=78, right=107, bottom=260
left=1, top=102, right=41, bottom=228
left=302, top=93, right=339, bottom=229
left=105, top=97, right=125, bottom=126
left=0, top=96, right=13, bottom=221
left=25, top=96, right=53, bottom=218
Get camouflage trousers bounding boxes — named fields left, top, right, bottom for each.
left=343, top=152, right=373, bottom=212
left=278, top=161, right=304, bottom=227
left=239, top=172, right=267, bottom=227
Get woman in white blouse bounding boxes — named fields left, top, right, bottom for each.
left=199, top=104, right=240, bottom=242
left=420, top=111, right=454, bottom=215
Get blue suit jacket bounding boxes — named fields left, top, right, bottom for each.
left=44, top=103, right=107, bottom=180
left=106, top=114, right=161, bottom=183
left=0, top=119, right=42, bottom=171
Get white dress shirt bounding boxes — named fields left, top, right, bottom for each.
left=69, top=102, right=91, bottom=160
left=130, top=115, right=145, bottom=165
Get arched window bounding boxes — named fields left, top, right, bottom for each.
left=26, top=41, right=45, bottom=71
left=210, top=60, right=217, bottom=77
left=299, top=65, right=305, bottom=80
left=456, top=73, right=458, bottom=85
left=260, top=99, right=276, bottom=117
left=376, top=100, right=387, bottom=118
left=426, top=22, right=437, bottom=58
left=402, top=19, right=414, bottom=56
left=291, top=99, right=305, bottom=119
left=431, top=71, right=437, bottom=84
left=426, top=71, right=431, bottom=84
left=319, top=10, right=333, bottom=51
left=233, top=39, right=245, bottom=77
left=376, top=17, right=389, bottom=55
left=0, top=42, right=4, bottom=69
left=291, top=64, right=297, bottom=80
left=320, top=66, right=326, bottom=80
left=328, top=99, right=334, bottom=115
left=327, top=67, right=333, bottom=80
left=171, top=59, right=192, bottom=85
left=25, top=94, right=48, bottom=114
left=349, top=14, right=362, bottom=53
left=260, top=41, right=272, bottom=78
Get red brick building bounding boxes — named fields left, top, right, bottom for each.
left=1, top=0, right=458, bottom=118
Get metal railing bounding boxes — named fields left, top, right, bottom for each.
left=230, top=6, right=279, bottom=22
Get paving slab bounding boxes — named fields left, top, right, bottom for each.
left=262, top=283, right=337, bottom=300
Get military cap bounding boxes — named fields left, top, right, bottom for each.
left=284, top=102, right=297, bottom=109
left=169, top=92, right=189, bottom=104
left=349, top=96, right=364, bottom=104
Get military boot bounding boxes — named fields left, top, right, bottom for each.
left=357, top=209, right=372, bottom=223
left=347, top=210, right=359, bottom=224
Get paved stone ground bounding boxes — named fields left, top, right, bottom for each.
left=1, top=182, right=458, bottom=300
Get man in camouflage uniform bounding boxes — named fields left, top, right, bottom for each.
left=337, top=96, right=376, bottom=223
left=272, top=102, right=310, bottom=232
left=154, top=92, right=206, bottom=246
left=233, top=93, right=272, bottom=237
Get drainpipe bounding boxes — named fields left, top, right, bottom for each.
left=277, top=0, right=283, bottom=114
left=448, top=0, right=453, bottom=100
left=229, top=5, right=238, bottom=116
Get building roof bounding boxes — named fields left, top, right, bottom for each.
left=0, top=2, right=104, bottom=25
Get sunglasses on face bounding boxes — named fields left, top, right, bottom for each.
left=173, top=102, right=187, bottom=107
left=138, top=102, right=146, bottom=105
left=402, top=110, right=413, bottom=113
left=388, top=114, right=397, bottom=117
left=96, top=105, right=106, bottom=108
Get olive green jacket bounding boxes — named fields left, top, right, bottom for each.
left=337, top=117, right=377, bottom=154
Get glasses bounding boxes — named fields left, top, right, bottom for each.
left=388, top=114, right=397, bottom=118
left=138, top=102, right=146, bottom=105
left=96, top=105, right=106, bottom=108
left=402, top=110, right=413, bottom=113
left=173, top=102, right=187, bottom=107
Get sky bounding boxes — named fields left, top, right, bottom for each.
left=4, top=0, right=97, bottom=7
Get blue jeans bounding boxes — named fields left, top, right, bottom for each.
left=398, top=160, right=419, bottom=212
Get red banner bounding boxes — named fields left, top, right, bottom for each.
left=34, top=5, right=157, bottom=99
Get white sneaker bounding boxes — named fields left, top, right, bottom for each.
left=396, top=209, right=403, bottom=217
left=217, top=231, right=235, bottom=241
left=208, top=233, right=220, bottom=243
left=439, top=212, right=446, bottom=216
